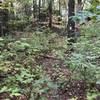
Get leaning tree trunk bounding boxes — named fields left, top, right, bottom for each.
left=67, top=0, right=75, bottom=38
left=48, top=0, right=52, bottom=28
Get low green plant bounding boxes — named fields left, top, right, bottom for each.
left=0, top=35, right=60, bottom=100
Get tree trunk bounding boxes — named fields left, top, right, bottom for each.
left=75, top=0, right=83, bottom=37
left=33, top=0, right=36, bottom=18
left=77, top=0, right=82, bottom=12
left=0, top=22, right=3, bottom=36
left=39, top=0, right=41, bottom=20
left=42, top=0, right=46, bottom=7
left=48, top=0, right=52, bottom=28
left=0, top=9, right=9, bottom=36
left=59, top=0, right=61, bottom=15
left=67, top=0, right=75, bottom=38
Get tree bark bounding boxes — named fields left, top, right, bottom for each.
left=75, top=0, right=83, bottom=37
left=48, top=0, right=52, bottom=28
left=67, top=0, right=75, bottom=38
left=0, top=9, right=9, bottom=36
left=39, top=0, right=41, bottom=20
left=33, top=0, right=35, bottom=18
left=59, top=0, right=61, bottom=15
left=77, top=0, right=82, bottom=12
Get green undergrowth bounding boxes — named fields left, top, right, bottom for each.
left=0, top=22, right=100, bottom=99
left=0, top=29, right=68, bottom=100
left=65, top=22, right=100, bottom=99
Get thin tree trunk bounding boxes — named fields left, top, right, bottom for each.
left=0, top=9, right=9, bottom=36
left=48, top=0, right=52, bottom=28
left=77, top=0, right=82, bottom=12
left=59, top=0, right=61, bottom=15
left=39, top=0, right=41, bottom=20
left=42, top=0, right=45, bottom=7
left=75, top=0, right=83, bottom=37
left=33, top=0, right=35, bottom=18
left=0, top=22, right=3, bottom=36
left=67, top=0, right=75, bottom=38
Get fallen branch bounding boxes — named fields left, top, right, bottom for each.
left=39, top=54, right=63, bottom=61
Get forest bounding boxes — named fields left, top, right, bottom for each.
left=0, top=0, right=100, bottom=100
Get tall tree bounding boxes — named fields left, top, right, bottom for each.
left=0, top=0, right=9, bottom=36
left=59, top=0, right=61, bottom=15
left=39, top=0, right=41, bottom=20
left=67, top=0, right=75, bottom=37
left=33, top=0, right=36, bottom=18
left=48, top=0, right=52, bottom=28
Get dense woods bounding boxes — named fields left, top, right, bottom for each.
left=0, top=0, right=100, bottom=100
